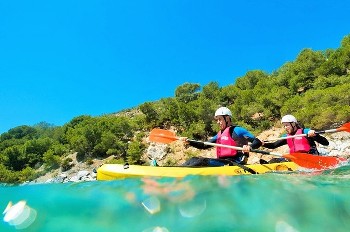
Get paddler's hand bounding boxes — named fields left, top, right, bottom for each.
left=242, top=145, right=251, bottom=153
left=307, top=130, right=316, bottom=137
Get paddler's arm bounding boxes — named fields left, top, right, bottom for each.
left=304, top=128, right=329, bottom=146
left=233, top=126, right=262, bottom=151
left=262, top=139, right=287, bottom=149
left=314, top=134, right=329, bottom=146
left=181, top=135, right=217, bottom=149
left=250, top=137, right=263, bottom=149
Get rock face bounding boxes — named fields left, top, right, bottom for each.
left=146, top=143, right=169, bottom=161
left=44, top=170, right=97, bottom=183
left=30, top=152, right=103, bottom=184
left=31, top=130, right=350, bottom=184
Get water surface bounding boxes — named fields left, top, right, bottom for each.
left=2, top=166, right=350, bottom=232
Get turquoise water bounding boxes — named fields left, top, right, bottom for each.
left=2, top=166, right=350, bottom=232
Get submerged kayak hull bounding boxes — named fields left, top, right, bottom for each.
left=97, top=162, right=299, bottom=180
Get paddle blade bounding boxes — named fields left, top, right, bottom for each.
left=283, top=153, right=346, bottom=170
left=149, top=129, right=178, bottom=144
left=337, top=122, right=350, bottom=132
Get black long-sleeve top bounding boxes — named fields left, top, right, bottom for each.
left=263, top=128, right=329, bottom=154
left=187, top=126, right=262, bottom=150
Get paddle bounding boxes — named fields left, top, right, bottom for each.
left=149, top=128, right=347, bottom=170
left=265, top=122, right=350, bottom=142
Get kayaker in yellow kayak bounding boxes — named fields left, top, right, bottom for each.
left=181, top=107, right=262, bottom=166
left=262, top=115, right=329, bottom=157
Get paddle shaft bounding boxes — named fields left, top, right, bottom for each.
left=187, top=139, right=283, bottom=157
left=188, top=139, right=344, bottom=170
left=265, top=122, right=350, bottom=142
left=265, top=128, right=340, bottom=141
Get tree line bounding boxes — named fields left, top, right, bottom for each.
left=1, top=35, right=350, bottom=183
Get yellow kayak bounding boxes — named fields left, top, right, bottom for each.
left=97, top=162, right=299, bottom=180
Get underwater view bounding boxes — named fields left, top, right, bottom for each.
left=2, top=165, right=350, bottom=232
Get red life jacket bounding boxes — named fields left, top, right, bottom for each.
left=216, top=127, right=238, bottom=158
left=287, top=128, right=311, bottom=153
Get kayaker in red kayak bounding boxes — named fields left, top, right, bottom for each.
left=181, top=107, right=262, bottom=166
left=263, top=114, right=329, bottom=156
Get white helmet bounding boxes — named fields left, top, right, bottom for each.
left=281, top=114, right=297, bottom=123
left=215, top=107, right=232, bottom=118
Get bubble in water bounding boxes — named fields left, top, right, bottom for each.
left=275, top=220, right=298, bottom=232
left=142, top=196, right=161, bottom=214
left=3, top=200, right=37, bottom=229
left=142, top=226, right=169, bottom=232
left=178, top=198, right=206, bottom=218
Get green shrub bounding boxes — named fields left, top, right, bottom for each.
left=61, top=157, right=73, bottom=171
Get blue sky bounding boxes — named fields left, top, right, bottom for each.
left=0, top=1, right=349, bottom=134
